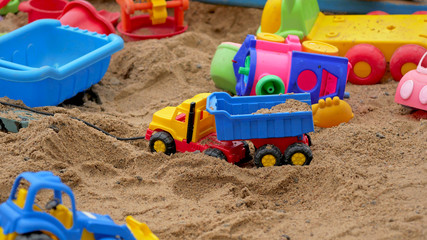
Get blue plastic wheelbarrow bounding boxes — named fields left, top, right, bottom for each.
left=0, top=19, right=124, bottom=107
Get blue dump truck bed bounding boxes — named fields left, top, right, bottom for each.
left=206, top=92, right=314, bottom=141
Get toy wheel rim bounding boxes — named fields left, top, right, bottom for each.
left=353, top=61, right=371, bottom=78
left=291, top=152, right=306, bottom=166
left=153, top=140, right=166, bottom=152
left=261, top=154, right=277, bottom=167
left=401, top=63, right=417, bottom=76
left=390, top=44, right=427, bottom=81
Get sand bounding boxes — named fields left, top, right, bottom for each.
left=0, top=1, right=426, bottom=239
left=254, top=99, right=311, bottom=114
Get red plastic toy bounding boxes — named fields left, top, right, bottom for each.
left=19, top=0, right=119, bottom=35
left=58, top=1, right=115, bottom=35
left=0, top=0, right=10, bottom=9
left=99, top=9, right=120, bottom=26
left=19, top=0, right=68, bottom=23
left=116, top=0, right=189, bottom=41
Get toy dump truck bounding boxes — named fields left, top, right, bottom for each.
left=0, top=171, right=158, bottom=240
left=259, top=0, right=427, bottom=84
left=146, top=92, right=314, bottom=167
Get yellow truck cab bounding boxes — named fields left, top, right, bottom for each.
left=145, top=93, right=248, bottom=164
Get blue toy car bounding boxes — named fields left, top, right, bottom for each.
left=0, top=171, right=158, bottom=240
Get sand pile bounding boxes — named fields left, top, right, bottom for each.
left=254, top=99, right=311, bottom=114
left=0, top=1, right=426, bottom=239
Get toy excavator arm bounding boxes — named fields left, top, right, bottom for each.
left=126, top=216, right=159, bottom=240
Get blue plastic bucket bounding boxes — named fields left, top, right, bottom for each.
left=0, top=19, right=124, bottom=107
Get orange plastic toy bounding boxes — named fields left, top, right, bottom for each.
left=312, top=97, right=354, bottom=128
left=116, top=0, right=189, bottom=41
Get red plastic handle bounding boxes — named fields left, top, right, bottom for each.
left=0, top=0, right=11, bottom=9
left=18, top=0, right=31, bottom=12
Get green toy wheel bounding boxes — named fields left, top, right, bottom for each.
left=255, top=75, right=285, bottom=95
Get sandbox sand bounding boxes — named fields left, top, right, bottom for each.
left=253, top=99, right=311, bottom=114
left=0, top=1, right=426, bottom=239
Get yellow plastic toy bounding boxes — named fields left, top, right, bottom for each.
left=259, top=0, right=427, bottom=84
left=256, top=32, right=285, bottom=43
left=147, top=93, right=215, bottom=144
left=312, top=96, right=354, bottom=128
left=302, top=40, right=339, bottom=56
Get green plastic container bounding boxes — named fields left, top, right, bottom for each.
left=210, top=42, right=240, bottom=95
left=257, top=0, right=320, bottom=39
left=0, top=0, right=19, bottom=15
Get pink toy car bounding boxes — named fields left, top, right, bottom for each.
left=395, top=52, right=427, bottom=111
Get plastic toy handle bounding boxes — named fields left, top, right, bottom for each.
left=182, top=0, right=189, bottom=11
left=417, top=52, right=427, bottom=75
left=0, top=60, right=54, bottom=82
left=18, top=0, right=30, bottom=12
left=0, top=0, right=11, bottom=9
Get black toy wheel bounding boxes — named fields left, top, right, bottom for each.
left=204, top=148, right=227, bottom=161
left=16, top=233, right=53, bottom=240
left=149, top=131, right=176, bottom=155
left=254, top=145, right=282, bottom=168
left=284, top=143, right=313, bottom=166
left=305, top=133, right=312, bottom=147
left=236, top=141, right=252, bottom=165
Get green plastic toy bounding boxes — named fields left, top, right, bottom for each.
left=257, top=0, right=319, bottom=39
left=210, top=42, right=240, bottom=94
left=0, top=0, right=19, bottom=15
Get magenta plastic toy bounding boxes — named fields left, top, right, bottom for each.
left=233, top=35, right=351, bottom=104
left=19, top=0, right=68, bottom=23
left=234, top=34, right=301, bottom=96
left=58, top=1, right=115, bottom=35
left=395, top=52, right=427, bottom=111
